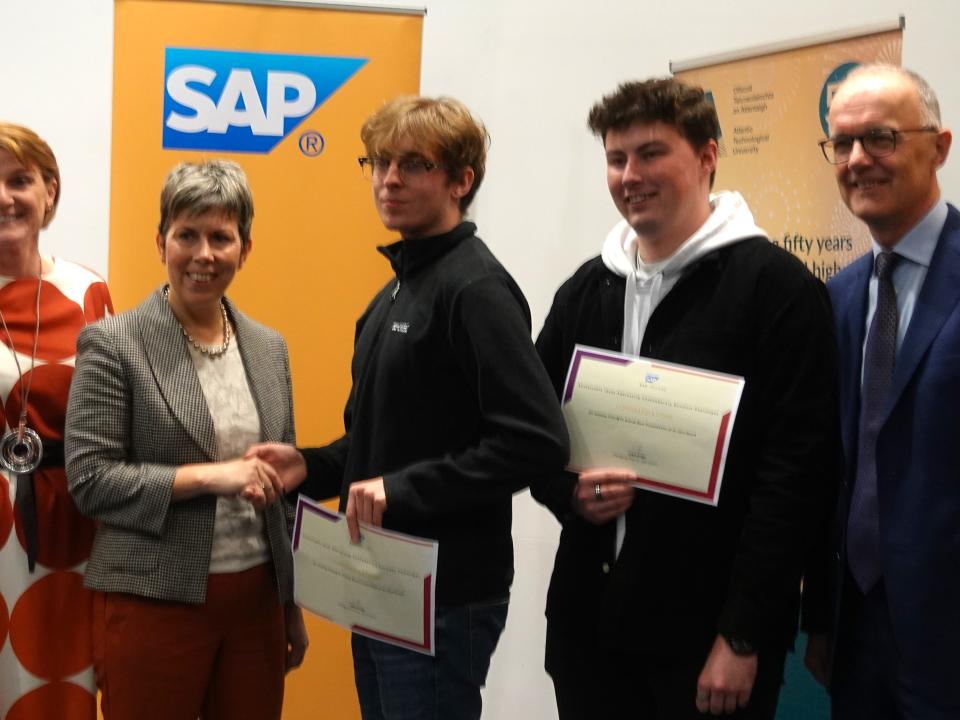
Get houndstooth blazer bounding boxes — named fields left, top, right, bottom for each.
left=65, top=287, right=295, bottom=604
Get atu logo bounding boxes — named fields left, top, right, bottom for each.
left=704, top=90, right=725, bottom=156
left=163, top=48, right=367, bottom=153
left=819, top=62, right=859, bottom=136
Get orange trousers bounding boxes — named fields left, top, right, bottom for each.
left=93, top=563, right=285, bottom=720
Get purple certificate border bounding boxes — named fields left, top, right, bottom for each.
left=292, top=495, right=436, bottom=654
left=561, top=345, right=744, bottom=507
left=562, top=345, right=633, bottom=404
left=625, top=410, right=732, bottom=506
left=351, top=574, right=434, bottom=654
left=292, top=493, right=341, bottom=551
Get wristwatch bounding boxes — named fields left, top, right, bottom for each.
left=724, top=634, right=757, bottom=656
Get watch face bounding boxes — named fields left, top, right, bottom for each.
left=727, top=636, right=757, bottom=656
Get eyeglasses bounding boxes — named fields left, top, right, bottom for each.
left=358, top=155, right=447, bottom=181
left=818, top=127, right=938, bottom=164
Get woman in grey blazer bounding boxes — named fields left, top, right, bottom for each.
left=65, top=160, right=305, bottom=720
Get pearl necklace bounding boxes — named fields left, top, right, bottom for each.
left=164, top=286, right=231, bottom=357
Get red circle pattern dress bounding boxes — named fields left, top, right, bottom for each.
left=0, top=257, right=112, bottom=720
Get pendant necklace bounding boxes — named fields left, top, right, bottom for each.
left=0, top=257, right=44, bottom=474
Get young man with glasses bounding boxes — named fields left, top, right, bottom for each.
left=805, top=64, right=959, bottom=720
left=251, top=96, right=568, bottom=720
left=530, top=77, right=838, bottom=719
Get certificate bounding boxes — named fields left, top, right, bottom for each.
left=292, top=496, right=439, bottom=655
left=562, top=345, right=745, bottom=505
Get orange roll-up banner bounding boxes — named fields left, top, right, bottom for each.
left=109, top=1, right=423, bottom=717
left=674, top=21, right=902, bottom=279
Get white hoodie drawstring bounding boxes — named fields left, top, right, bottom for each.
left=599, top=190, right=769, bottom=558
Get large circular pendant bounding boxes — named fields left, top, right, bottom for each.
left=0, top=426, right=44, bottom=474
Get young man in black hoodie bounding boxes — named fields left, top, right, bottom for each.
left=252, top=96, right=569, bottom=720
left=531, top=78, right=839, bottom=719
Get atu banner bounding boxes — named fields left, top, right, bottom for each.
left=674, top=19, right=903, bottom=280
left=109, top=1, right=423, bottom=718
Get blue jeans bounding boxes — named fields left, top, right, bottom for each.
left=352, top=597, right=509, bottom=720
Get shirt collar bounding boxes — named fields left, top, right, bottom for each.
left=871, top=198, right=947, bottom=269
left=377, top=221, right=476, bottom=277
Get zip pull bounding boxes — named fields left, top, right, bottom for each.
left=391, top=280, right=401, bottom=301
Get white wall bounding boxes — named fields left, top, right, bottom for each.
left=3, top=0, right=115, bottom=276
left=6, top=1, right=959, bottom=718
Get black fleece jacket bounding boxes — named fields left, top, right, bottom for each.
left=300, top=222, right=569, bottom=605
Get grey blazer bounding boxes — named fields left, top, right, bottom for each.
left=65, top=288, right=295, bottom=604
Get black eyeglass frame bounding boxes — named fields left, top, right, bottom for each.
left=357, top=155, right=448, bottom=180
left=818, top=127, right=939, bottom=165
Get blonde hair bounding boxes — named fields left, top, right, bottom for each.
left=361, top=96, right=488, bottom=211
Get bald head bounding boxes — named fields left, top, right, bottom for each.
left=827, top=65, right=951, bottom=247
left=833, top=64, right=941, bottom=130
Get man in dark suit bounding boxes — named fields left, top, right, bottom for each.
left=805, top=64, right=959, bottom=719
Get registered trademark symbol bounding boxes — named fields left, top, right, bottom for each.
left=299, top=130, right=325, bottom=156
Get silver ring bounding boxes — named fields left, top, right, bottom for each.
left=594, top=483, right=603, bottom=501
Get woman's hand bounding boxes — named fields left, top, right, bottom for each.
left=172, top=457, right=283, bottom=506
left=230, top=457, right=284, bottom=507
left=284, top=603, right=309, bottom=673
left=244, top=442, right=307, bottom=493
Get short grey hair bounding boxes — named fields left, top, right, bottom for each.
left=158, top=160, right=254, bottom=246
left=840, top=63, right=942, bottom=129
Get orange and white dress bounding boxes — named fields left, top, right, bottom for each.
left=0, top=257, right=112, bottom=720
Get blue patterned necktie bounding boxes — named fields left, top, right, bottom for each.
left=848, top=251, right=899, bottom=593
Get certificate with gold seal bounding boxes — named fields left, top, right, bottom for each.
left=562, top=345, right=745, bottom=506
left=292, top=496, right=439, bottom=655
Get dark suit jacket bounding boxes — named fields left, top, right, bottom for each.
left=826, top=203, right=960, bottom=698
left=65, top=288, right=296, bottom=604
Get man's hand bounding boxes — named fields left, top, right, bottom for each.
left=219, top=457, right=282, bottom=507
left=345, top=476, right=386, bottom=543
left=804, top=632, right=830, bottom=686
left=244, top=442, right=307, bottom=493
left=571, top=468, right=637, bottom=524
left=696, top=634, right=758, bottom=715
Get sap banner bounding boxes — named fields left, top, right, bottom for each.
left=109, top=2, right=423, bottom=718
left=673, top=19, right=903, bottom=280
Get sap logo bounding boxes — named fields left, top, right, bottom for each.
left=644, top=373, right=659, bottom=384
left=166, top=67, right=314, bottom=135
left=163, top=47, right=366, bottom=154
